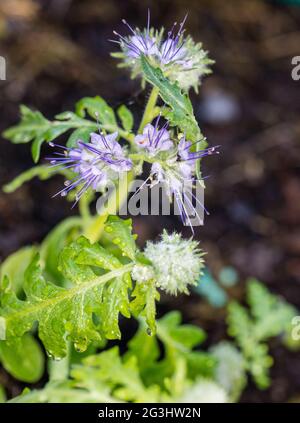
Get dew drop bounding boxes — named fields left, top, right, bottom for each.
left=105, top=226, right=113, bottom=233
left=146, top=328, right=152, bottom=336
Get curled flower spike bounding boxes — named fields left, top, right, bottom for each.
left=159, top=15, right=188, bottom=65
left=112, top=10, right=213, bottom=92
left=144, top=231, right=205, bottom=295
left=134, top=116, right=173, bottom=155
left=47, top=132, right=132, bottom=203
left=113, top=11, right=159, bottom=59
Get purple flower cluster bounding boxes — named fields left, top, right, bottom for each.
left=49, top=117, right=217, bottom=232
left=133, top=118, right=218, bottom=230
left=112, top=11, right=213, bottom=93
left=113, top=11, right=188, bottom=68
left=134, top=118, right=173, bottom=155
left=48, top=132, right=132, bottom=203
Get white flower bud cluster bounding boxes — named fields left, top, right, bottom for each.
left=131, top=263, right=155, bottom=284
left=143, top=231, right=204, bottom=295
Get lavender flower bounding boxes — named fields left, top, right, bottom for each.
left=148, top=136, right=219, bottom=231
left=112, top=11, right=213, bottom=92
left=112, top=10, right=159, bottom=60
left=48, top=132, right=132, bottom=202
left=134, top=118, right=173, bottom=155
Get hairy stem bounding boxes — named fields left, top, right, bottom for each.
left=138, top=86, right=160, bottom=133
left=48, top=342, right=70, bottom=381
left=78, top=193, right=91, bottom=229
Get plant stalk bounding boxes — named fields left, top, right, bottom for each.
left=138, top=86, right=160, bottom=133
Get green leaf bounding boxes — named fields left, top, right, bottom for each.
left=40, top=217, right=83, bottom=284
left=2, top=106, right=97, bottom=163
left=0, top=334, right=44, bottom=383
left=0, top=246, right=37, bottom=295
left=7, top=311, right=223, bottom=404
left=247, top=279, right=297, bottom=340
left=126, top=311, right=214, bottom=388
left=74, top=235, right=123, bottom=271
left=66, top=128, right=93, bottom=148
left=0, top=385, right=6, bottom=403
left=227, top=279, right=299, bottom=389
left=157, top=311, right=214, bottom=381
left=103, top=216, right=137, bottom=261
left=158, top=311, right=206, bottom=350
left=3, top=106, right=50, bottom=145
left=3, top=165, right=68, bottom=193
left=10, top=347, right=161, bottom=403
left=141, top=56, right=203, bottom=144
left=79, top=347, right=160, bottom=402
left=76, top=96, right=117, bottom=128
left=0, top=244, right=133, bottom=358
left=130, top=279, right=159, bottom=335
left=126, top=323, right=160, bottom=367
left=117, top=105, right=134, bottom=132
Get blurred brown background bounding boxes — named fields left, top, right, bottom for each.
left=0, top=0, right=300, bottom=402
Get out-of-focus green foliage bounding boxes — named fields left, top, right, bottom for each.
left=0, top=247, right=45, bottom=383
left=210, top=341, right=246, bottom=402
left=227, top=279, right=299, bottom=389
left=8, top=312, right=226, bottom=403
left=0, top=334, right=44, bottom=383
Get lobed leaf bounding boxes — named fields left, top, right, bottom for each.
left=0, top=217, right=162, bottom=358
left=102, top=216, right=137, bottom=261
left=227, top=279, right=299, bottom=389
left=7, top=312, right=224, bottom=403
left=2, top=106, right=97, bottom=163
left=117, top=105, right=134, bottom=132
left=141, top=56, right=204, bottom=144
left=3, top=165, right=69, bottom=194
left=40, top=217, right=83, bottom=284
left=0, top=244, right=133, bottom=358
left=0, top=246, right=37, bottom=295
left=75, top=96, right=117, bottom=128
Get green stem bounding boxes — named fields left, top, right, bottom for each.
left=138, top=86, right=160, bottom=133
left=78, top=194, right=91, bottom=228
left=83, top=171, right=135, bottom=243
left=48, top=342, right=70, bottom=382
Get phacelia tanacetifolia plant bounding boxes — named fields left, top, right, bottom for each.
left=0, top=11, right=220, bottom=393
left=0, top=11, right=299, bottom=405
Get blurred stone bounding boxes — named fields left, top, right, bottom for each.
left=199, top=89, right=240, bottom=124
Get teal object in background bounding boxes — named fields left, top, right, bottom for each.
left=219, top=267, right=238, bottom=287
left=194, top=269, right=228, bottom=308
left=194, top=267, right=239, bottom=308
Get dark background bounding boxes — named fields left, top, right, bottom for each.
left=0, top=0, right=300, bottom=402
